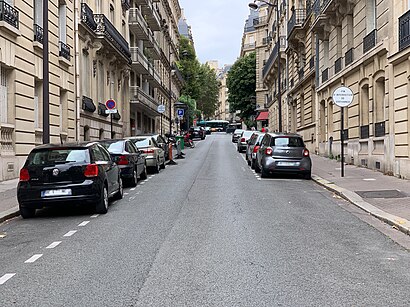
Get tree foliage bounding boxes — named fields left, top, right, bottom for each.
left=226, top=52, right=256, bottom=120
left=177, top=36, right=220, bottom=119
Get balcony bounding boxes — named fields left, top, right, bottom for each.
left=94, top=14, right=131, bottom=62
left=262, top=36, right=272, bottom=46
left=334, top=57, right=342, bottom=74
left=59, top=41, right=70, bottom=61
left=80, top=3, right=97, bottom=32
left=130, top=86, right=160, bottom=115
left=262, top=36, right=286, bottom=80
left=131, top=47, right=150, bottom=74
left=288, top=9, right=306, bottom=38
left=140, top=0, right=161, bottom=31
left=243, top=42, right=256, bottom=51
left=0, top=0, right=19, bottom=30
left=172, top=65, right=184, bottom=86
left=82, top=96, right=96, bottom=113
left=129, top=8, right=150, bottom=41
left=345, top=48, right=354, bottom=66
left=399, top=10, right=410, bottom=51
left=253, top=16, right=268, bottom=27
left=363, top=29, right=377, bottom=54
left=121, top=0, right=130, bottom=11
left=146, top=30, right=161, bottom=60
left=322, top=68, right=328, bottom=83
left=34, top=24, right=43, bottom=44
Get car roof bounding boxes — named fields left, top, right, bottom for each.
left=32, top=141, right=100, bottom=150
left=266, top=132, right=303, bottom=137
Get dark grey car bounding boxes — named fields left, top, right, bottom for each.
left=255, top=133, right=312, bottom=179
left=245, top=132, right=264, bottom=169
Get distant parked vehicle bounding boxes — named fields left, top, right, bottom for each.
left=150, top=134, right=170, bottom=161
left=98, top=139, right=147, bottom=187
left=245, top=132, right=264, bottom=169
left=127, top=136, right=165, bottom=173
left=17, top=142, right=123, bottom=218
left=189, top=127, right=206, bottom=140
left=255, top=133, right=312, bottom=179
left=205, top=127, right=212, bottom=135
left=232, top=129, right=244, bottom=143
left=237, top=130, right=255, bottom=153
left=226, top=123, right=242, bottom=134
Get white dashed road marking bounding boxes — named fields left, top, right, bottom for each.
left=78, top=221, right=90, bottom=227
left=0, top=273, right=15, bottom=285
left=363, top=178, right=376, bottom=181
left=130, top=188, right=136, bottom=191
left=46, top=241, right=62, bottom=249
left=63, top=230, right=77, bottom=237
left=124, top=193, right=129, bottom=195
left=90, top=214, right=99, bottom=218
left=24, top=254, right=43, bottom=263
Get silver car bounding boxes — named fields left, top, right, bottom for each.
left=256, top=133, right=312, bottom=179
left=245, top=132, right=264, bottom=169
left=231, top=129, right=244, bottom=143
left=127, top=136, right=166, bottom=173
left=237, top=130, right=255, bottom=153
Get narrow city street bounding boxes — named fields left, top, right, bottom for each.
left=1, top=134, right=410, bottom=306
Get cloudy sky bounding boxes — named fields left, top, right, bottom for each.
left=178, top=0, right=251, bottom=67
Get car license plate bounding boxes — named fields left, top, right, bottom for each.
left=277, top=161, right=299, bottom=167
left=41, top=189, right=72, bottom=197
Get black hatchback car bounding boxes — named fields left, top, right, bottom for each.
left=98, top=139, right=147, bottom=187
left=17, top=142, right=123, bottom=218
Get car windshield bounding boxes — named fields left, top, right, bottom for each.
left=271, top=137, right=304, bottom=147
left=234, top=129, right=244, bottom=134
left=99, top=141, right=124, bottom=154
left=27, top=148, right=89, bottom=165
left=132, top=138, right=151, bottom=147
left=242, top=131, right=254, bottom=138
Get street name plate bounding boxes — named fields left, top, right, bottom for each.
left=332, top=86, right=354, bottom=107
left=105, top=109, right=118, bottom=114
left=157, top=104, right=166, bottom=113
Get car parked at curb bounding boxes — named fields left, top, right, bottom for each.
left=245, top=132, right=264, bottom=169
left=127, top=136, right=165, bottom=173
left=232, top=129, right=244, bottom=143
left=17, top=142, right=123, bottom=218
left=98, top=139, right=147, bottom=187
left=150, top=134, right=170, bottom=161
left=237, top=130, right=255, bottom=153
left=255, top=133, right=312, bottom=179
left=189, top=127, right=206, bottom=140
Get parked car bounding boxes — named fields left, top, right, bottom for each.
left=127, top=136, right=165, bottom=173
left=255, top=133, right=312, bottom=179
left=245, top=132, right=264, bottom=169
left=98, top=139, right=147, bottom=187
left=150, top=134, right=170, bottom=161
left=17, top=142, right=123, bottom=218
left=227, top=123, right=242, bottom=134
left=189, top=127, right=206, bottom=140
left=232, top=129, right=244, bottom=143
left=237, top=130, right=255, bottom=153
left=205, top=127, right=212, bottom=135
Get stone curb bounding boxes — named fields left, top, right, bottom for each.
left=0, top=206, right=20, bottom=224
left=312, top=174, right=410, bottom=236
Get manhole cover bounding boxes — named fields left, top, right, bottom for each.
left=355, top=190, right=408, bottom=199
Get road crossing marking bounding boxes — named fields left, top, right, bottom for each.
left=46, top=241, right=62, bottom=249
left=78, top=221, right=90, bottom=227
left=24, top=254, right=43, bottom=263
left=90, top=214, right=99, bottom=218
left=63, top=230, right=77, bottom=237
left=0, top=273, right=15, bottom=285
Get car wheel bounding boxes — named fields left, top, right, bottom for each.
left=303, top=172, right=311, bottom=180
left=261, top=167, right=269, bottom=178
left=20, top=206, right=36, bottom=219
left=96, top=184, right=109, bottom=214
left=251, top=159, right=256, bottom=169
left=153, top=161, right=160, bottom=173
left=140, top=165, right=148, bottom=180
left=255, top=162, right=261, bottom=173
left=160, top=159, right=166, bottom=169
left=130, top=169, right=138, bottom=187
left=247, top=156, right=251, bottom=166
left=113, top=178, right=123, bottom=200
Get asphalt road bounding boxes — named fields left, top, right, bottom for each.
left=1, top=133, right=410, bottom=306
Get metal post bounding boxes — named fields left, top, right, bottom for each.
left=169, top=48, right=172, bottom=134
left=276, top=4, right=282, bottom=132
left=341, top=107, right=344, bottom=177
left=111, top=113, right=114, bottom=139
left=160, top=113, right=163, bottom=135
left=42, top=0, right=49, bottom=144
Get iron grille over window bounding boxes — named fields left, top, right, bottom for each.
left=0, top=1, right=19, bottom=29
left=309, top=57, right=314, bottom=70
left=363, top=29, right=377, bottom=53
left=399, top=10, right=410, bottom=51
left=375, top=121, right=385, bottom=137
left=322, top=68, right=329, bottom=83
left=345, top=48, right=354, bottom=66
left=342, top=129, right=349, bottom=141
left=360, top=125, right=369, bottom=139
left=34, top=24, right=43, bottom=44
left=59, top=41, right=70, bottom=60
left=334, top=58, right=342, bottom=74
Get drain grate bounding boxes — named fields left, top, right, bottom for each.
left=355, top=190, right=408, bottom=199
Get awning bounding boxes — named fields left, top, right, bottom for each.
left=256, top=111, right=269, bottom=121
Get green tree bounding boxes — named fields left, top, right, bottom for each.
left=226, top=52, right=256, bottom=121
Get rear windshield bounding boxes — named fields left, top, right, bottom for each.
left=271, top=137, right=304, bottom=147
left=234, top=129, right=244, bottom=134
left=27, top=148, right=89, bottom=165
left=242, top=131, right=254, bottom=138
left=99, top=141, right=124, bottom=154
left=132, top=138, right=150, bottom=147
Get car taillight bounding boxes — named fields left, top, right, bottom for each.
left=253, top=145, right=260, bottom=153
left=84, top=164, right=99, bottom=177
left=143, top=149, right=155, bottom=154
left=265, top=148, right=273, bottom=155
left=117, top=155, right=129, bottom=165
left=241, top=138, right=245, bottom=143
left=19, top=168, right=30, bottom=182
left=303, top=149, right=310, bottom=157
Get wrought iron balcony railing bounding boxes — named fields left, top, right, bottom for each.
left=121, top=0, right=131, bottom=10
left=363, top=29, right=377, bottom=53
left=287, top=9, right=306, bottom=38
left=0, top=0, right=19, bottom=29
left=94, top=14, right=131, bottom=60
left=334, top=57, right=342, bottom=74
left=322, top=68, right=329, bottom=83
left=59, top=41, right=70, bottom=60
left=34, top=24, right=43, bottom=44
left=262, top=36, right=271, bottom=45
left=399, top=10, right=410, bottom=51
left=345, top=48, right=354, bottom=66
left=172, top=65, right=184, bottom=84
left=262, top=36, right=286, bottom=78
left=81, top=3, right=97, bottom=31
left=253, top=16, right=268, bottom=27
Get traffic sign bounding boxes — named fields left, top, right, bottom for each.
left=332, top=86, right=353, bottom=107
left=177, top=109, right=184, bottom=118
left=105, top=109, right=118, bottom=114
left=157, top=104, right=166, bottom=113
left=106, top=99, right=116, bottom=110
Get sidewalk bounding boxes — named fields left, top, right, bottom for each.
left=311, top=155, right=410, bottom=235
left=0, top=178, right=19, bottom=223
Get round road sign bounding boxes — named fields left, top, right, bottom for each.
left=332, top=86, right=354, bottom=107
left=157, top=104, right=166, bottom=113
left=106, top=99, right=116, bottom=110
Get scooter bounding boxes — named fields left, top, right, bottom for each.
left=184, top=132, right=195, bottom=148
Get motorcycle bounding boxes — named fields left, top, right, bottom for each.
left=184, top=132, right=195, bottom=148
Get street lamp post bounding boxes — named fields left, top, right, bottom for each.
left=249, top=0, right=282, bottom=132
left=43, top=0, right=49, bottom=144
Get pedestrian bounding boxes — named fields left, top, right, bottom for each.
left=261, top=127, right=266, bottom=133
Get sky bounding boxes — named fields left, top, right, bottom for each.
left=178, top=0, right=251, bottom=67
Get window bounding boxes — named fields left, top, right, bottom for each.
left=34, top=0, right=43, bottom=27
left=360, top=84, right=370, bottom=126
left=34, top=81, right=42, bottom=129
left=60, top=89, right=68, bottom=132
left=366, top=0, right=376, bottom=33
left=84, top=125, right=90, bottom=141
left=110, top=4, right=115, bottom=24
left=58, top=1, right=67, bottom=44
left=0, top=65, right=8, bottom=123
left=374, top=77, right=385, bottom=123
left=271, top=137, right=304, bottom=147
left=82, top=51, right=90, bottom=96
left=91, top=145, right=105, bottom=162
left=97, top=61, right=104, bottom=103
left=95, top=0, right=102, bottom=13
